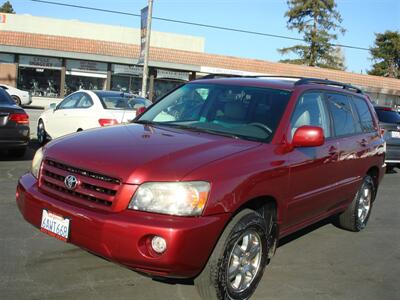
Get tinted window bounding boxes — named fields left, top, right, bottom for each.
left=326, top=93, right=357, bottom=136
left=352, top=97, right=375, bottom=132
left=375, top=108, right=400, bottom=124
left=96, top=93, right=150, bottom=110
left=138, top=83, right=291, bottom=142
left=290, top=92, right=331, bottom=138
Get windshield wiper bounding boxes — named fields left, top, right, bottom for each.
left=163, top=123, right=241, bottom=139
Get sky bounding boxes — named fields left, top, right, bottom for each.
left=6, top=0, right=400, bottom=74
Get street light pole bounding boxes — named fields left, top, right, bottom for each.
left=141, top=0, right=153, bottom=98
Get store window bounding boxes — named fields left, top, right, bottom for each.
left=17, top=55, right=62, bottom=97
left=154, top=69, right=189, bottom=100
left=111, top=64, right=143, bottom=95
left=65, top=59, right=108, bottom=95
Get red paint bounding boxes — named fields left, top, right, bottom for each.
left=16, top=79, right=386, bottom=278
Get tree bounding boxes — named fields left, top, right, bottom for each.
left=0, top=1, right=15, bottom=13
left=279, top=0, right=346, bottom=70
left=368, top=31, right=400, bottom=79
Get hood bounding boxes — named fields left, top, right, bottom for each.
left=44, top=123, right=261, bottom=184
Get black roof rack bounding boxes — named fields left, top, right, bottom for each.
left=294, top=78, right=363, bottom=94
left=198, top=74, right=363, bottom=94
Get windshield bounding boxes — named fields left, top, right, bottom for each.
left=136, top=83, right=291, bottom=142
left=376, top=108, right=400, bottom=124
left=95, top=92, right=151, bottom=110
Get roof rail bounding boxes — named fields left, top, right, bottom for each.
left=199, top=74, right=243, bottom=79
left=294, top=78, right=363, bottom=94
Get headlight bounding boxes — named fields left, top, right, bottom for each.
left=31, top=147, right=44, bottom=179
left=128, top=181, right=210, bottom=216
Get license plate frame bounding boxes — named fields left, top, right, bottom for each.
left=40, top=209, right=70, bottom=242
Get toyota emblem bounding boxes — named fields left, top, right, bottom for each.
left=64, top=175, right=78, bottom=190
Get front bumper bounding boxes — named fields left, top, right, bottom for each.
left=16, top=173, right=230, bottom=278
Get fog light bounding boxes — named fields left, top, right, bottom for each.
left=151, top=236, right=167, bottom=254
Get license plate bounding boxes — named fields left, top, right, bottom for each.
left=40, top=210, right=70, bottom=242
left=391, top=131, right=400, bottom=138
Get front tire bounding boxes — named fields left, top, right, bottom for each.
left=194, top=209, right=271, bottom=300
left=37, top=120, right=48, bottom=145
left=335, top=175, right=375, bottom=232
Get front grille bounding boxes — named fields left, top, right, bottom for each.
left=39, top=159, right=120, bottom=209
left=46, top=159, right=120, bottom=184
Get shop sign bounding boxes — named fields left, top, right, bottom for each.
left=66, top=59, right=108, bottom=73
left=156, top=69, right=190, bottom=81
left=19, top=55, right=62, bottom=68
left=200, top=66, right=263, bottom=76
left=0, top=53, right=14, bottom=63
left=0, top=14, right=6, bottom=23
left=112, top=64, right=143, bottom=76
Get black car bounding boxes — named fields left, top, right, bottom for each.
left=374, top=106, right=400, bottom=171
left=0, top=88, right=30, bottom=157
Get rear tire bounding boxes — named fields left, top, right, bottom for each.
left=335, top=175, right=375, bottom=232
left=194, top=209, right=272, bottom=300
left=12, top=95, right=21, bottom=106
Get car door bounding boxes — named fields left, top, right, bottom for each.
left=286, top=91, right=340, bottom=228
left=325, top=93, right=375, bottom=203
left=45, top=92, right=81, bottom=138
left=67, top=92, right=96, bottom=130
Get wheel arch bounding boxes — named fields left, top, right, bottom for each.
left=366, top=166, right=379, bottom=200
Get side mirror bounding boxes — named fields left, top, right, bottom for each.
left=49, top=103, right=57, bottom=110
left=292, top=126, right=325, bottom=148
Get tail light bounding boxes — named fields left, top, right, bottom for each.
left=9, top=113, right=29, bottom=124
left=136, top=106, right=147, bottom=116
left=98, top=118, right=119, bottom=127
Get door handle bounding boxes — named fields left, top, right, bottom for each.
left=328, top=145, right=338, bottom=155
left=359, top=139, right=368, bottom=147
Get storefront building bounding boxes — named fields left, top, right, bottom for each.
left=1, top=13, right=399, bottom=105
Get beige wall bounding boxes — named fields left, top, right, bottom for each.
left=0, top=13, right=205, bottom=53
left=0, top=63, right=17, bottom=87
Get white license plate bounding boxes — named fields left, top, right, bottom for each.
left=40, top=210, right=70, bottom=242
left=391, top=131, right=400, bottom=138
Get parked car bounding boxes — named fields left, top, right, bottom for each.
left=37, top=90, right=152, bottom=145
left=17, top=77, right=385, bottom=300
left=0, top=87, right=30, bottom=157
left=374, top=105, right=400, bottom=171
left=0, top=84, right=32, bottom=106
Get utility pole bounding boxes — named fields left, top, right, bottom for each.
left=141, top=0, right=153, bottom=98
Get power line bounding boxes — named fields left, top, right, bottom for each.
left=30, top=0, right=370, bottom=51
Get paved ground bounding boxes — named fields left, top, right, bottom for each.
left=0, top=109, right=399, bottom=300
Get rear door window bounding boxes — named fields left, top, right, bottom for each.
left=326, top=93, right=358, bottom=137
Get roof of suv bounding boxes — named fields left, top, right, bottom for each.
left=194, top=76, right=364, bottom=95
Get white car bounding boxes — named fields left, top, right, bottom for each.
left=37, top=90, right=152, bottom=144
left=0, top=84, right=32, bottom=106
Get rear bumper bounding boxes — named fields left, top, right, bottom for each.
left=0, top=126, right=30, bottom=149
left=16, top=173, right=230, bottom=278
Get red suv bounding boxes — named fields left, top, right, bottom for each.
left=16, top=77, right=385, bottom=300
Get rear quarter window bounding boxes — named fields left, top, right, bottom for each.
left=352, top=96, right=375, bottom=132
left=375, top=109, right=400, bottom=124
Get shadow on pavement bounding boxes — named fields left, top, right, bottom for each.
left=0, top=139, right=41, bottom=162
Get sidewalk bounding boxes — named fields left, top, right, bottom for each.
left=30, top=97, right=62, bottom=109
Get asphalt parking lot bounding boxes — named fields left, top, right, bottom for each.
left=0, top=108, right=399, bottom=300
